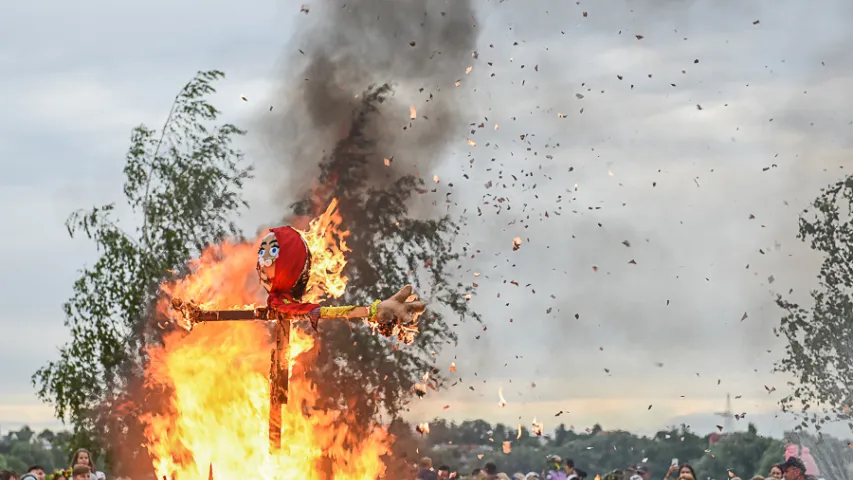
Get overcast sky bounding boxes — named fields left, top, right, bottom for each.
left=1, top=0, right=852, bottom=442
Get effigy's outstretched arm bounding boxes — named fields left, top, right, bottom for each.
left=170, top=285, right=426, bottom=344
left=310, top=285, right=426, bottom=344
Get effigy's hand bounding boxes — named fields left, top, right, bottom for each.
left=376, top=285, right=426, bottom=328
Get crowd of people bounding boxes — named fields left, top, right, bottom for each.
left=415, top=453, right=816, bottom=480
left=0, top=450, right=819, bottom=480
left=0, top=448, right=120, bottom=480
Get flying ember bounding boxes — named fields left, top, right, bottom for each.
left=141, top=199, right=426, bottom=479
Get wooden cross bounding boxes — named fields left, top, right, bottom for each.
left=169, top=298, right=415, bottom=453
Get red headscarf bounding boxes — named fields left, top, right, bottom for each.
left=260, top=226, right=320, bottom=315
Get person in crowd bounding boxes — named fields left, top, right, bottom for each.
left=437, top=465, right=451, bottom=479
left=472, top=469, right=484, bottom=479
left=677, top=473, right=694, bottom=480
left=636, top=466, right=652, bottom=480
left=21, top=465, right=45, bottom=480
left=0, top=470, right=17, bottom=480
left=575, top=469, right=587, bottom=480
left=417, top=457, right=437, bottom=480
left=512, top=474, right=526, bottom=480
left=752, top=476, right=765, bottom=480
left=526, top=473, right=542, bottom=480
left=768, top=465, right=783, bottom=479
left=564, top=459, right=577, bottom=480
left=667, top=464, right=697, bottom=480
left=70, top=466, right=90, bottom=480
left=545, top=456, right=566, bottom=480
left=69, top=449, right=103, bottom=480
left=483, top=462, right=499, bottom=480
left=603, top=469, right=625, bottom=480
left=627, top=465, right=640, bottom=480
left=780, top=457, right=806, bottom=480
left=51, top=472, right=69, bottom=480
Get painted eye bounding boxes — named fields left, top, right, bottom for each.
left=258, top=248, right=265, bottom=258
left=270, top=246, right=279, bottom=256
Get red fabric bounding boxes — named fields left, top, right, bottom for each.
left=262, top=226, right=320, bottom=315
left=785, top=444, right=820, bottom=476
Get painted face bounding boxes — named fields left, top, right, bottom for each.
left=257, top=232, right=280, bottom=293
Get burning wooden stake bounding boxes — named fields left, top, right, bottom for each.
left=170, top=287, right=422, bottom=453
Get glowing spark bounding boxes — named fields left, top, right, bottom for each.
left=410, top=105, right=417, bottom=120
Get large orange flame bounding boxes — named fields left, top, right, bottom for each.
left=142, top=199, right=391, bottom=479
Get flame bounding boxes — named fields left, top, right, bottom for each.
left=498, top=386, right=507, bottom=408
left=143, top=199, right=390, bottom=479
left=531, top=417, right=543, bottom=436
left=415, top=423, right=430, bottom=435
left=409, top=105, right=417, bottom=120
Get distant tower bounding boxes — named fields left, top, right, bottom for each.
left=714, top=393, right=735, bottom=433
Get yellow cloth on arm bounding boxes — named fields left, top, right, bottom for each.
left=368, top=299, right=381, bottom=320
left=319, top=305, right=358, bottom=318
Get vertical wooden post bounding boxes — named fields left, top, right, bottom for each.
left=269, top=318, right=291, bottom=452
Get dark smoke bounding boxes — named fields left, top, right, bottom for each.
left=263, top=0, right=479, bottom=203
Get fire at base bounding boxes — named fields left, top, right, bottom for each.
left=141, top=200, right=420, bottom=479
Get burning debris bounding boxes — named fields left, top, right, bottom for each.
left=531, top=418, right=544, bottom=436
left=413, top=383, right=428, bottom=398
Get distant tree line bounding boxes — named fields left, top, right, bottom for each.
left=0, top=426, right=78, bottom=476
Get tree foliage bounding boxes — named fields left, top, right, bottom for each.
left=31, top=70, right=252, bottom=472
left=290, top=84, right=480, bottom=430
left=774, top=175, right=853, bottom=431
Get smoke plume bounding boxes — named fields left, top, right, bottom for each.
left=264, top=0, right=479, bottom=203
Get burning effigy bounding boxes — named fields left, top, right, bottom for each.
left=141, top=199, right=424, bottom=479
